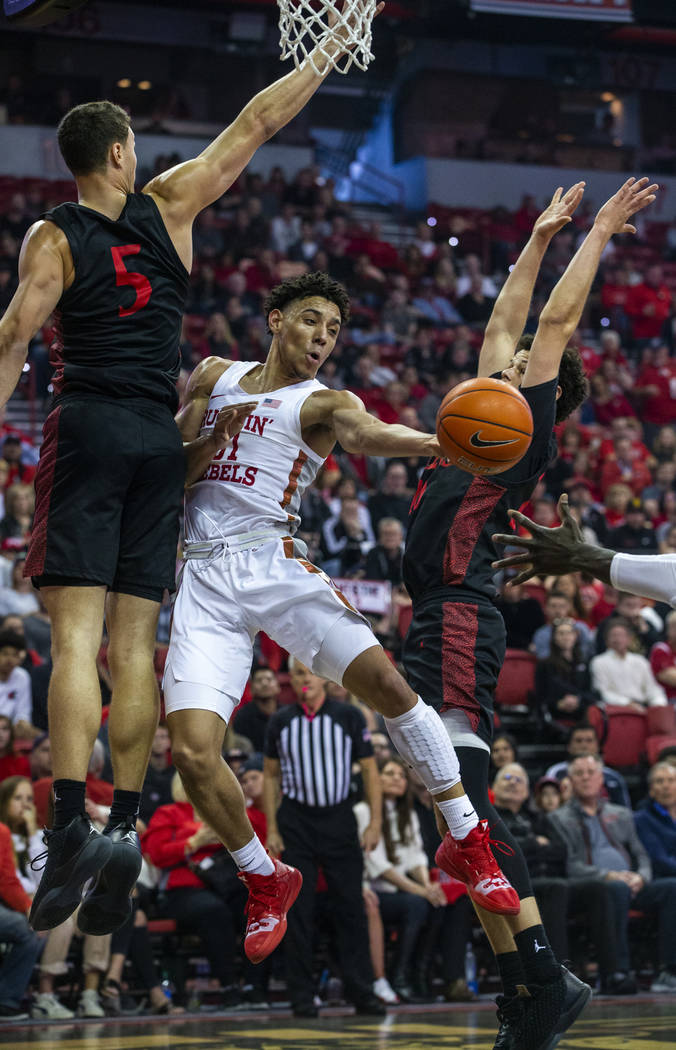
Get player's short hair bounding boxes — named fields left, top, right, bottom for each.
left=57, top=101, right=131, bottom=176
left=263, top=272, right=351, bottom=332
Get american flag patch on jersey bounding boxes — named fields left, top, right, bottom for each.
left=262, top=398, right=281, bottom=408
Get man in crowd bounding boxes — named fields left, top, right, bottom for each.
left=138, top=721, right=175, bottom=825
left=367, top=462, right=411, bottom=531
left=233, top=667, right=280, bottom=753
left=545, top=724, right=631, bottom=808
left=590, top=621, right=667, bottom=711
left=263, top=658, right=384, bottom=1018
left=635, top=762, right=676, bottom=879
left=530, top=590, right=594, bottom=661
left=362, top=517, right=404, bottom=586
left=595, top=590, right=661, bottom=656
left=551, top=754, right=676, bottom=993
left=492, top=763, right=632, bottom=994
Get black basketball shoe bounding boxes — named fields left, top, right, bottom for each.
left=29, top=815, right=113, bottom=931
left=77, top=818, right=142, bottom=935
left=492, top=993, right=526, bottom=1050
left=512, top=966, right=591, bottom=1050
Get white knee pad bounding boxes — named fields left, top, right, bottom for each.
left=384, top=698, right=461, bottom=796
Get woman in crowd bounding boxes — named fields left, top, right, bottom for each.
left=490, top=733, right=519, bottom=773
left=0, top=715, right=30, bottom=782
left=536, top=618, right=596, bottom=733
left=0, top=775, right=110, bottom=1018
left=354, top=757, right=446, bottom=1002
left=0, top=483, right=34, bottom=545
left=141, top=772, right=244, bottom=1008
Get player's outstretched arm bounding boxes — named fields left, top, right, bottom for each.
left=492, top=494, right=676, bottom=607
left=302, top=389, right=441, bottom=459
left=144, top=5, right=383, bottom=223
left=522, top=176, right=658, bottom=388
left=478, top=183, right=585, bottom=379
left=0, top=222, right=65, bottom=410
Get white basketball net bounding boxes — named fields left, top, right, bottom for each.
left=277, top=0, right=377, bottom=76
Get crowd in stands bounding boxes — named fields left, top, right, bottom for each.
left=0, top=160, right=675, bottom=1015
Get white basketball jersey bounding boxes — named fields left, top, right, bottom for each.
left=184, top=361, right=326, bottom=542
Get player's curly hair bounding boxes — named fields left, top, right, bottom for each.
left=556, top=345, right=589, bottom=423
left=263, top=272, right=351, bottom=332
left=515, top=334, right=588, bottom=423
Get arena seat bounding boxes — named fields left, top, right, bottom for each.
left=602, top=707, right=648, bottom=768
left=646, top=705, right=676, bottom=737
left=646, top=733, right=676, bottom=765
left=495, top=650, right=536, bottom=724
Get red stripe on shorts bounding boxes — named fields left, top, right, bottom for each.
left=24, top=406, right=62, bottom=578
left=441, top=600, right=481, bottom=733
left=442, top=475, right=504, bottom=585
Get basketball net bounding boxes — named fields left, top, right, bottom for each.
left=277, top=0, right=377, bottom=75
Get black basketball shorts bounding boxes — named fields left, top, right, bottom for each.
left=25, top=396, right=185, bottom=602
left=402, top=598, right=506, bottom=748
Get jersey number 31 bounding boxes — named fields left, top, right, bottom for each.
left=110, top=244, right=152, bottom=317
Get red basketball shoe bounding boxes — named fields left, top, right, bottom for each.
left=239, top=858, right=303, bottom=964
left=435, top=820, right=520, bottom=915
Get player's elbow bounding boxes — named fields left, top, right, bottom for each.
left=536, top=311, right=576, bottom=342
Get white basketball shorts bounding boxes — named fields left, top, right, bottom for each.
left=164, top=536, right=378, bottom=722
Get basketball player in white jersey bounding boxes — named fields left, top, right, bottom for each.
left=168, top=272, right=522, bottom=967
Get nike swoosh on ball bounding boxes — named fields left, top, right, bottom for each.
left=469, top=431, right=519, bottom=448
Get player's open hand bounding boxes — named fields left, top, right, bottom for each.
left=594, top=176, right=659, bottom=236
left=533, top=182, right=586, bottom=240
left=490, top=493, right=584, bottom=584
left=211, top=402, right=257, bottom=450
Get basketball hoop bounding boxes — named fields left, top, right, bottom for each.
left=277, top=0, right=377, bottom=76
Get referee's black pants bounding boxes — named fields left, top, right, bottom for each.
left=277, top=797, right=374, bottom=1008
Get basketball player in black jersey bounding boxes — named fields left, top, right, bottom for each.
left=0, top=19, right=377, bottom=941
left=403, top=176, right=658, bottom=1050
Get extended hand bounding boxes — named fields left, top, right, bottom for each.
left=594, top=176, right=659, bottom=236
left=533, top=182, right=586, bottom=240
left=326, top=0, right=385, bottom=58
left=491, top=493, right=584, bottom=584
left=361, top=822, right=381, bottom=853
left=212, top=402, right=257, bottom=450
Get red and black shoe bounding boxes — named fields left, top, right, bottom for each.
left=435, top=820, right=520, bottom=915
left=238, top=857, right=303, bottom=964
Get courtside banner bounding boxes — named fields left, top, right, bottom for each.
left=469, top=0, right=632, bottom=21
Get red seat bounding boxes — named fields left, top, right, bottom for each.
left=147, top=919, right=177, bottom=935
left=602, top=707, right=648, bottom=767
left=647, top=706, right=676, bottom=737
left=495, top=649, right=536, bottom=708
left=646, top=734, right=676, bottom=765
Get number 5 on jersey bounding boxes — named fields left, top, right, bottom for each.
left=110, top=244, right=152, bottom=317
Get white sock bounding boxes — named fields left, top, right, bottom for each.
left=435, top=794, right=478, bottom=840
left=229, top=834, right=274, bottom=876
left=384, top=697, right=462, bottom=794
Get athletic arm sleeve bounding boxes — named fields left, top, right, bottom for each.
left=610, top=553, right=676, bottom=607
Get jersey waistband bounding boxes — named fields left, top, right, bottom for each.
left=183, top=529, right=304, bottom=559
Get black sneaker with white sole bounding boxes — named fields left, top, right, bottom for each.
left=77, top=818, right=142, bottom=935
left=29, top=815, right=113, bottom=931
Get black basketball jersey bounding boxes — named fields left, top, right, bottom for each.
left=45, top=193, right=190, bottom=412
left=402, top=377, right=558, bottom=607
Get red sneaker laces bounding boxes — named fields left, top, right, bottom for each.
left=239, top=872, right=279, bottom=917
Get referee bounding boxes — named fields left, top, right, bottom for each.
left=264, top=658, right=385, bottom=1018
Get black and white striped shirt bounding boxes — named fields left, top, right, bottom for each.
left=265, top=698, right=373, bottom=808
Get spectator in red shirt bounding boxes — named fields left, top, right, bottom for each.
left=0, top=819, right=42, bottom=1018
left=635, top=345, right=676, bottom=438
left=602, top=482, right=634, bottom=531
left=589, top=373, right=636, bottom=427
left=650, top=612, right=676, bottom=704
left=0, top=715, right=29, bottom=783
left=600, top=435, right=653, bottom=497
left=625, top=264, right=672, bottom=343
left=142, top=772, right=243, bottom=1007
left=0, top=437, right=36, bottom=491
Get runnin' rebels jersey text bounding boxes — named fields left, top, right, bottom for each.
left=403, top=378, right=558, bottom=606
left=45, top=194, right=189, bottom=412
left=185, top=361, right=326, bottom=541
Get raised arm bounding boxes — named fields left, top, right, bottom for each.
left=301, top=388, right=441, bottom=460
left=144, top=8, right=382, bottom=224
left=478, top=183, right=585, bottom=378
left=522, top=177, right=658, bottom=388
left=0, top=221, right=66, bottom=410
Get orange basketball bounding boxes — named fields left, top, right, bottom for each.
left=436, top=377, right=533, bottom=476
